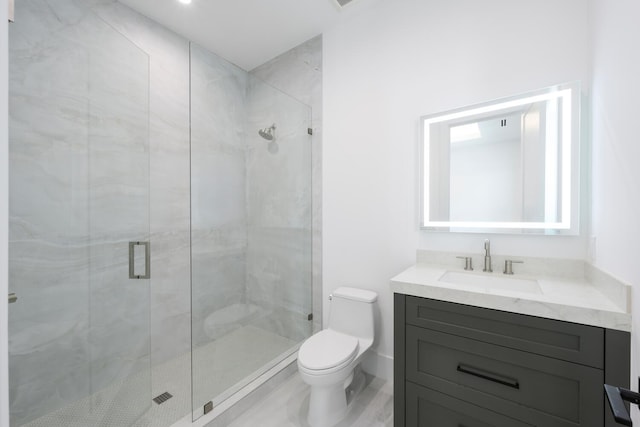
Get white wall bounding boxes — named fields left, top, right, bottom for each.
left=1, top=0, right=9, bottom=424
left=323, top=0, right=591, bottom=379
left=590, top=0, right=640, bottom=413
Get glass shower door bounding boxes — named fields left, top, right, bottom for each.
left=189, top=41, right=313, bottom=420
left=87, top=18, right=152, bottom=427
left=8, top=5, right=152, bottom=426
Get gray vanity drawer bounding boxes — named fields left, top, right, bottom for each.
left=406, top=382, right=534, bottom=427
left=406, top=325, right=603, bottom=426
left=406, top=296, right=604, bottom=368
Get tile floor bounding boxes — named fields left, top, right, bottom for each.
left=222, top=371, right=394, bottom=427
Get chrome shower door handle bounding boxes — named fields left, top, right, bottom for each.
left=129, top=241, right=150, bottom=279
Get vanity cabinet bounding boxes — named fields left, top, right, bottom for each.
left=394, top=294, right=630, bottom=427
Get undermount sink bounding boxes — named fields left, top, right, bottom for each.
left=438, top=270, right=542, bottom=294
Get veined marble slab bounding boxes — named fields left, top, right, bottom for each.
left=391, top=251, right=631, bottom=332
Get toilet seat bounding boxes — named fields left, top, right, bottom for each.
left=298, top=329, right=359, bottom=373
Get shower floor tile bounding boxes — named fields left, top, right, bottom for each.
left=19, top=325, right=296, bottom=427
left=192, top=324, right=297, bottom=410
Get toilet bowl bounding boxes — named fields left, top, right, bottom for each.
left=297, top=287, right=377, bottom=427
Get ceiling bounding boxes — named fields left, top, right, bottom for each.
left=118, top=0, right=381, bottom=71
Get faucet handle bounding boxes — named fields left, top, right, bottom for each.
left=503, top=259, right=523, bottom=275
left=456, top=256, right=473, bottom=271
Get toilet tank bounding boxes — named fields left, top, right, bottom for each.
left=328, top=287, right=377, bottom=340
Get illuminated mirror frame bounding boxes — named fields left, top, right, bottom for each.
left=421, top=82, right=581, bottom=234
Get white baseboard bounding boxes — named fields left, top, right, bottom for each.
left=361, top=351, right=393, bottom=383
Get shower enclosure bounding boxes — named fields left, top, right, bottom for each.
left=7, top=1, right=313, bottom=426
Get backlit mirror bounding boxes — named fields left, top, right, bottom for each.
left=421, top=82, right=580, bottom=234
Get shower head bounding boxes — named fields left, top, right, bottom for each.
left=258, top=124, right=276, bottom=141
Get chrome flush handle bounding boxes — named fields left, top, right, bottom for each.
left=8, top=293, right=17, bottom=304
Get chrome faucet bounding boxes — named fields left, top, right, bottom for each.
left=483, top=239, right=492, bottom=272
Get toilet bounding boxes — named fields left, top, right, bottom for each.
left=297, top=287, right=378, bottom=427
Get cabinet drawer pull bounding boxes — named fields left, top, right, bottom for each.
left=457, top=364, right=520, bottom=389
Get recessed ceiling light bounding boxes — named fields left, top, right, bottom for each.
left=178, top=0, right=192, bottom=4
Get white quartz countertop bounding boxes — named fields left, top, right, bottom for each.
left=391, top=264, right=632, bottom=332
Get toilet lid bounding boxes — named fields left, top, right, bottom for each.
left=298, top=330, right=359, bottom=371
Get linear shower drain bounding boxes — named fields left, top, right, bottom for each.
left=153, top=392, right=173, bottom=405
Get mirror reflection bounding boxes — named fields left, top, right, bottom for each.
left=421, top=82, right=580, bottom=233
